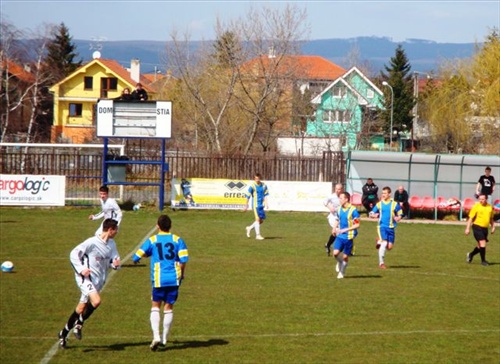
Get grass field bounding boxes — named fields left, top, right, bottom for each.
left=0, top=207, right=499, bottom=364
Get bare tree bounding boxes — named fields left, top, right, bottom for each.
left=229, top=4, right=310, bottom=154
left=165, top=27, right=239, bottom=154
left=163, top=4, right=310, bottom=155
left=0, top=20, right=31, bottom=143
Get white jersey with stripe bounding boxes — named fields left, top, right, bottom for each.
left=93, top=198, right=122, bottom=225
left=70, top=235, right=120, bottom=291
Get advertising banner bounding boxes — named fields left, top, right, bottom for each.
left=171, top=178, right=331, bottom=212
left=0, top=174, right=66, bottom=206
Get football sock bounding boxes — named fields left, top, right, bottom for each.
left=335, top=254, right=343, bottom=265
left=82, top=303, right=97, bottom=321
left=470, top=247, right=480, bottom=257
left=341, top=260, right=348, bottom=274
left=162, top=310, right=173, bottom=344
left=479, top=247, right=486, bottom=262
left=379, top=241, right=388, bottom=265
left=326, top=235, right=335, bottom=248
left=150, top=308, right=161, bottom=342
left=63, top=311, right=80, bottom=335
left=255, top=222, right=261, bottom=236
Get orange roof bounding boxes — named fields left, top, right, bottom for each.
left=92, top=59, right=154, bottom=92
left=243, top=55, right=346, bottom=81
left=1, top=59, right=35, bottom=83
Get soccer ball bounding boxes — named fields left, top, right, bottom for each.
left=1, top=261, right=14, bottom=273
left=133, top=203, right=141, bottom=211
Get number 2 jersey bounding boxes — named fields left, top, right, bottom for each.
left=133, top=232, right=189, bottom=288
left=70, top=236, right=120, bottom=291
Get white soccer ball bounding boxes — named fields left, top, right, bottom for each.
left=133, top=203, right=141, bottom=211
left=1, top=261, right=14, bottom=273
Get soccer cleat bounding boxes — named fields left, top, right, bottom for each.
left=58, top=331, right=67, bottom=349
left=73, top=324, right=82, bottom=340
left=466, top=253, right=472, bottom=263
left=256, top=235, right=265, bottom=240
left=150, top=340, right=161, bottom=351
left=481, top=261, right=490, bottom=266
left=245, top=226, right=251, bottom=238
left=379, top=263, right=387, bottom=269
left=325, top=244, right=331, bottom=256
left=337, top=271, right=344, bottom=279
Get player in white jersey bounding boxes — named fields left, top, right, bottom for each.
left=323, top=183, right=343, bottom=256
left=89, top=185, right=123, bottom=235
left=58, top=219, right=121, bottom=349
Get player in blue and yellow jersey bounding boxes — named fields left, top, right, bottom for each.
left=133, top=214, right=189, bottom=351
left=244, top=173, right=269, bottom=240
left=370, top=186, right=403, bottom=269
left=332, top=192, right=360, bottom=279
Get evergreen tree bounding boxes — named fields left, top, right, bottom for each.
left=45, top=23, right=81, bottom=82
left=380, top=45, right=415, bottom=137
left=212, top=31, right=241, bottom=68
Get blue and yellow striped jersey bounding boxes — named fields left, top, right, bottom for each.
left=372, top=199, right=402, bottom=228
left=337, top=204, right=360, bottom=240
left=133, top=232, right=188, bottom=288
left=247, top=182, right=269, bottom=209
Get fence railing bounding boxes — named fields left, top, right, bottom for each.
left=1, top=145, right=345, bottom=206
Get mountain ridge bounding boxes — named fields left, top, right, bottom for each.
left=74, top=36, right=479, bottom=76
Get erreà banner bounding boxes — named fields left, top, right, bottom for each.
left=171, top=178, right=331, bottom=212
left=0, top=174, right=66, bottom=206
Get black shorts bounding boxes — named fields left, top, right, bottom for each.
left=472, top=224, right=489, bottom=243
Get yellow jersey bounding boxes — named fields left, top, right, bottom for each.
left=468, top=202, right=494, bottom=228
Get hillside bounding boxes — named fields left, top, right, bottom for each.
left=74, top=36, right=479, bottom=76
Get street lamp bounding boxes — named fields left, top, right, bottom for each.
left=382, top=81, right=394, bottom=149
left=412, top=71, right=432, bottom=151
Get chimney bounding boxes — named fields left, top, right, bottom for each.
left=130, top=58, right=140, bottom=83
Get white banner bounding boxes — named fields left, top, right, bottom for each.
left=171, top=178, right=331, bottom=212
left=0, top=174, right=66, bottom=206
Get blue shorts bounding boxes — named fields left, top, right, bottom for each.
left=333, top=236, right=354, bottom=256
left=152, top=286, right=179, bottom=304
left=378, top=226, right=395, bottom=244
left=254, top=206, right=266, bottom=220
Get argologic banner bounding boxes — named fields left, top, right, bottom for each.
left=171, top=178, right=331, bottom=212
left=0, top=174, right=66, bottom=206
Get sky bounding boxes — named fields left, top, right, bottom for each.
left=2, top=0, right=499, bottom=44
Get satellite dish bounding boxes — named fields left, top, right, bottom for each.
left=92, top=50, right=101, bottom=59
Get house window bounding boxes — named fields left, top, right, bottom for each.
left=69, top=103, right=83, bottom=117
left=100, top=77, right=118, bottom=98
left=322, top=110, right=334, bottom=123
left=322, top=110, right=352, bottom=123
left=84, top=76, right=93, bottom=90
left=331, top=85, right=346, bottom=98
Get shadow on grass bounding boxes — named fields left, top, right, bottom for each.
left=81, top=338, right=229, bottom=352
left=388, top=265, right=421, bottom=269
left=81, top=341, right=150, bottom=352
left=167, top=338, right=229, bottom=350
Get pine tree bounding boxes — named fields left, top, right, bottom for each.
left=45, top=23, right=81, bottom=82
left=380, top=45, right=415, bottom=137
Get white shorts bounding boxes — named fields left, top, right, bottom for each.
left=327, top=213, right=339, bottom=228
left=75, top=276, right=101, bottom=303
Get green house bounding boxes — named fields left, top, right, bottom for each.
left=306, top=67, right=385, bottom=151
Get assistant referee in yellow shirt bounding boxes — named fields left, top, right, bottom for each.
left=465, top=194, right=496, bottom=266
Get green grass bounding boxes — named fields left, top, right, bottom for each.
left=1, top=207, right=499, bottom=363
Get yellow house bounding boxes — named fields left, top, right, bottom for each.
left=49, top=58, right=156, bottom=143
